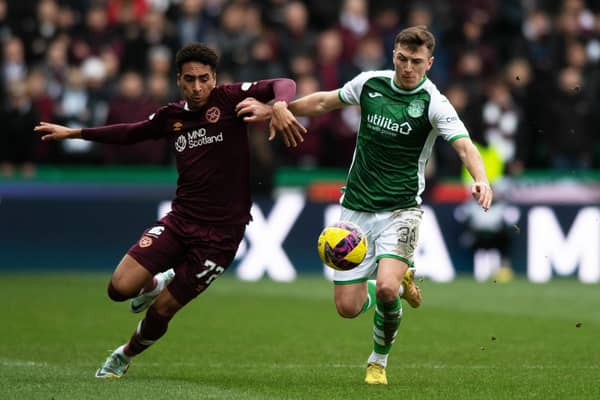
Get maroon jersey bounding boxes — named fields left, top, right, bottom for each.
left=82, top=79, right=293, bottom=226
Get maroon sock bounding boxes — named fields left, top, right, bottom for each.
left=124, top=306, right=173, bottom=357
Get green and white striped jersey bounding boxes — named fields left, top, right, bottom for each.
left=338, top=70, right=469, bottom=212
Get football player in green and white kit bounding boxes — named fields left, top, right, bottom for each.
left=237, top=25, right=493, bottom=385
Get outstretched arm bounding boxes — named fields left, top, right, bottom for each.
left=235, top=98, right=307, bottom=147
left=287, top=90, right=345, bottom=116
left=234, top=78, right=307, bottom=147
left=35, top=122, right=82, bottom=141
left=451, top=137, right=494, bottom=211
left=36, top=119, right=160, bottom=144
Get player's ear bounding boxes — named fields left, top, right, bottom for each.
left=176, top=73, right=181, bottom=87
left=427, top=56, right=434, bottom=71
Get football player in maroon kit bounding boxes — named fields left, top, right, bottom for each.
left=35, top=43, right=306, bottom=378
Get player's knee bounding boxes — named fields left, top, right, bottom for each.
left=376, top=282, right=399, bottom=302
left=107, top=281, right=131, bottom=302
left=335, top=299, right=361, bottom=319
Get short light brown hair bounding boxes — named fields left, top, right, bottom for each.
left=394, top=25, right=435, bottom=55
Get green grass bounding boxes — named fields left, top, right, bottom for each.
left=0, top=274, right=598, bottom=399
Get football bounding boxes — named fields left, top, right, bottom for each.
left=317, top=221, right=368, bottom=271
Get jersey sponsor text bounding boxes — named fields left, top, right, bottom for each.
left=366, top=113, right=411, bottom=136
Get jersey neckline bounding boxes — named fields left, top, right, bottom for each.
left=389, top=75, right=428, bottom=95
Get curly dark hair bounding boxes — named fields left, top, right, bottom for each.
left=175, top=43, right=219, bottom=73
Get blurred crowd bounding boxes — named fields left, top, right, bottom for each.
left=1, top=0, right=600, bottom=185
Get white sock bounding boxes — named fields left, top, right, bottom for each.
left=114, top=344, right=131, bottom=361
left=398, top=284, right=405, bottom=297
left=146, top=268, right=175, bottom=296
left=368, top=351, right=389, bottom=368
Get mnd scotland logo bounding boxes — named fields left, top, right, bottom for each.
left=175, top=128, right=224, bottom=152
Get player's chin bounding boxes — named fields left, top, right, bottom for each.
left=399, top=78, right=416, bottom=89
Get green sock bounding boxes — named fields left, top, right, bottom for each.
left=372, top=297, right=402, bottom=355
left=359, top=280, right=376, bottom=314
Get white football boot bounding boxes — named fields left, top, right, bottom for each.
left=129, top=269, right=175, bottom=313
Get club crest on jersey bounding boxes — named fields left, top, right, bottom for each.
left=139, top=236, right=153, bottom=248
left=146, top=226, right=165, bottom=238
left=175, top=135, right=187, bottom=152
left=407, top=99, right=425, bottom=118
left=206, top=107, right=220, bottom=123
left=173, top=121, right=183, bottom=131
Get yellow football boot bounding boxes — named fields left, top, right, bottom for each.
left=365, top=362, right=387, bottom=385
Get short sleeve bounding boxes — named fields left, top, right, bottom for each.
left=428, top=93, right=469, bottom=142
left=339, top=71, right=380, bottom=105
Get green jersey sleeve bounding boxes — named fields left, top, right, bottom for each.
left=339, top=70, right=394, bottom=105
left=427, top=89, right=469, bottom=142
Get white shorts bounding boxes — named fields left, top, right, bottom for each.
left=333, top=206, right=424, bottom=284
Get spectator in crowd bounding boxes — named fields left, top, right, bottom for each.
left=543, top=66, right=596, bottom=170
left=351, top=33, right=387, bottom=73
left=106, top=0, right=149, bottom=26
left=371, top=6, right=401, bottom=69
left=0, top=79, right=39, bottom=177
left=501, top=57, right=536, bottom=175
left=211, top=1, right=255, bottom=77
left=173, top=0, right=216, bottom=47
left=278, top=74, right=322, bottom=167
left=2, top=36, right=27, bottom=88
left=455, top=178, right=519, bottom=282
left=17, top=0, right=61, bottom=64
left=435, top=82, right=484, bottom=179
left=287, top=52, right=316, bottom=80
left=41, top=37, right=69, bottom=100
left=314, top=28, right=355, bottom=90
left=0, top=0, right=12, bottom=43
left=277, top=1, right=317, bottom=66
left=121, top=8, right=178, bottom=73
left=70, top=3, right=123, bottom=64
left=27, top=68, right=56, bottom=162
left=518, top=8, right=558, bottom=76
left=481, top=79, right=520, bottom=165
left=237, top=35, right=286, bottom=82
left=28, top=68, right=54, bottom=122
left=146, top=70, right=175, bottom=104
left=336, top=0, right=373, bottom=62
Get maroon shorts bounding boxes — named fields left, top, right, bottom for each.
left=128, top=218, right=245, bottom=305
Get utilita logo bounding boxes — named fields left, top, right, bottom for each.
left=366, top=114, right=412, bottom=136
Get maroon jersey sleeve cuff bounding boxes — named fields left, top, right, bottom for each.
left=271, top=78, right=296, bottom=103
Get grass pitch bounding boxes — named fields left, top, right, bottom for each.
left=0, top=273, right=598, bottom=399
